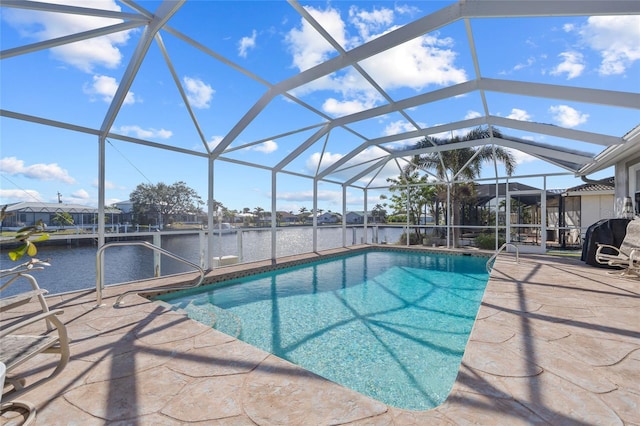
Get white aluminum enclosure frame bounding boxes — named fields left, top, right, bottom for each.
left=1, top=0, right=639, bottom=265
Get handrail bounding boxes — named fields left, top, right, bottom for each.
left=95, top=241, right=205, bottom=308
left=486, top=242, right=519, bottom=273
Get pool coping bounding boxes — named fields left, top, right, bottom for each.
left=2, top=245, right=638, bottom=424
left=142, top=244, right=492, bottom=299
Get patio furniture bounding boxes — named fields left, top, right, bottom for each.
left=582, top=219, right=631, bottom=266
left=1, top=259, right=52, bottom=329
left=0, top=309, right=70, bottom=402
left=595, top=219, right=640, bottom=276
left=0, top=260, right=63, bottom=424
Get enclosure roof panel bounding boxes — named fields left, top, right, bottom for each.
left=1, top=0, right=638, bottom=194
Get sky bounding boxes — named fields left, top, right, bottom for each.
left=1, top=1, right=639, bottom=215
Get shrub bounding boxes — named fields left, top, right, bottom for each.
left=475, top=233, right=505, bottom=250
left=399, top=231, right=422, bottom=245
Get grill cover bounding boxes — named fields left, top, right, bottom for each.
left=581, top=218, right=631, bottom=266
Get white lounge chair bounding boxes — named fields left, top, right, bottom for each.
left=0, top=309, right=70, bottom=402
left=1, top=259, right=52, bottom=330
left=595, top=219, right=640, bottom=276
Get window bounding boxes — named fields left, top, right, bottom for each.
left=630, top=163, right=640, bottom=215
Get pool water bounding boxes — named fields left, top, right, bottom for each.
left=156, top=250, right=489, bottom=410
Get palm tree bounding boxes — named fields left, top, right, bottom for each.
left=298, top=207, right=309, bottom=224
left=253, top=207, right=264, bottom=226
left=407, top=126, right=516, bottom=246
left=372, top=204, right=387, bottom=223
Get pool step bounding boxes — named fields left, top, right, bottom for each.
left=185, top=302, right=242, bottom=338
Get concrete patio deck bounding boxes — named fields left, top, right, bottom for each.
left=1, top=248, right=639, bottom=425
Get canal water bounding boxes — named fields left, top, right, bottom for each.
left=1, top=226, right=406, bottom=296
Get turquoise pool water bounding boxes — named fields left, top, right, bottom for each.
left=156, top=250, right=489, bottom=410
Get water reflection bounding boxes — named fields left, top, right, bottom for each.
left=1, top=227, right=404, bottom=296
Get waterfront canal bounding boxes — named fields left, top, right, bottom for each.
left=1, top=226, right=406, bottom=296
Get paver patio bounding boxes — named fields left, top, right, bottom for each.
left=1, top=247, right=638, bottom=425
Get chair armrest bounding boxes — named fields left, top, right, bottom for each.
left=0, top=289, right=48, bottom=313
left=595, top=243, right=622, bottom=263
left=595, top=243, right=620, bottom=252
left=0, top=309, right=65, bottom=339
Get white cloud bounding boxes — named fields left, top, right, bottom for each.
left=285, top=6, right=347, bottom=71
left=513, top=57, right=535, bottom=72
left=348, top=6, right=394, bottom=40
left=548, top=105, right=588, bottom=128
left=277, top=189, right=342, bottom=203
left=276, top=188, right=369, bottom=212
left=383, top=120, right=418, bottom=136
left=238, top=30, right=257, bottom=58
left=118, top=125, right=173, bottom=139
left=551, top=51, right=585, bottom=79
left=360, top=31, right=467, bottom=90
left=0, top=188, right=42, bottom=203
left=238, top=140, right=278, bottom=154
left=322, top=97, right=376, bottom=116
left=579, top=16, right=640, bottom=75
left=91, top=179, right=119, bottom=190
left=507, top=148, right=536, bottom=165
left=465, top=110, right=482, bottom=120
left=305, top=147, right=399, bottom=187
left=381, top=120, right=423, bottom=148
left=253, top=140, right=278, bottom=154
left=83, top=75, right=136, bottom=104
left=506, top=108, right=531, bottom=121
left=106, top=197, right=122, bottom=206
left=306, top=151, right=344, bottom=173
left=285, top=5, right=467, bottom=117
left=0, top=156, right=76, bottom=184
left=207, top=135, right=224, bottom=151
left=71, top=189, right=90, bottom=200
left=183, top=76, right=214, bottom=109
left=3, top=0, right=131, bottom=73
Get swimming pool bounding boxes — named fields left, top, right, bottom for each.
left=156, top=249, right=489, bottom=410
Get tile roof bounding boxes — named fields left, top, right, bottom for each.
left=565, top=176, right=615, bottom=193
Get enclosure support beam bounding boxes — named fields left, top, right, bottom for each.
left=271, top=172, right=278, bottom=261
left=363, top=189, right=368, bottom=244
left=313, top=179, right=319, bottom=253
left=342, top=186, right=347, bottom=248
left=506, top=177, right=511, bottom=244
left=447, top=184, right=451, bottom=248
left=97, top=136, right=106, bottom=249
left=207, top=158, right=215, bottom=269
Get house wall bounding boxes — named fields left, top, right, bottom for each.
left=625, top=158, right=640, bottom=216
left=614, top=140, right=640, bottom=216
left=346, top=212, right=363, bottom=224
left=563, top=196, right=579, bottom=228
left=317, top=213, right=339, bottom=224
left=580, top=194, right=615, bottom=229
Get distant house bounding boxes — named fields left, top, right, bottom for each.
left=113, top=200, right=133, bottom=214
left=113, top=200, right=134, bottom=223
left=345, top=211, right=374, bottom=224
left=562, top=177, right=615, bottom=231
left=276, top=211, right=298, bottom=224
left=471, top=179, right=614, bottom=246
left=113, top=199, right=205, bottom=226
left=317, top=212, right=341, bottom=224
left=467, top=182, right=548, bottom=227
left=1, top=202, right=122, bottom=229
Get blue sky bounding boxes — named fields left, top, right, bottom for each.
left=1, top=1, right=639, bottom=214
